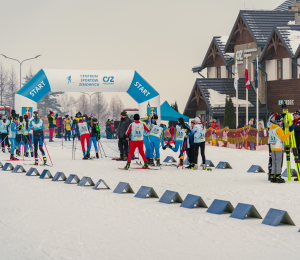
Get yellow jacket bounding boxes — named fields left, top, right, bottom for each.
left=270, top=123, right=291, bottom=151
left=64, top=119, right=71, bottom=131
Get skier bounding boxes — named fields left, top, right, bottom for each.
left=292, top=110, right=300, bottom=181
left=117, top=111, right=131, bottom=161
left=22, top=114, right=33, bottom=157
left=143, top=116, right=152, bottom=164
left=15, top=116, right=23, bottom=156
left=192, top=117, right=206, bottom=170
left=29, top=111, right=47, bottom=165
left=269, top=114, right=294, bottom=183
left=8, top=116, right=19, bottom=160
left=56, top=114, right=63, bottom=138
left=78, top=119, right=91, bottom=159
left=186, top=120, right=195, bottom=169
left=0, top=116, right=10, bottom=153
left=267, top=112, right=278, bottom=181
left=47, top=110, right=56, bottom=142
left=124, top=114, right=150, bottom=170
left=148, top=114, right=165, bottom=166
left=64, top=115, right=71, bottom=141
left=168, top=117, right=189, bottom=166
left=87, top=118, right=101, bottom=158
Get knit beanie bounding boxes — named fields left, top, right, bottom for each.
left=134, top=114, right=140, bottom=120
left=153, top=114, right=158, bottom=119
left=121, top=111, right=127, bottom=116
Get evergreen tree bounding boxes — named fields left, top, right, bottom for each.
left=23, top=67, right=34, bottom=86
left=38, top=92, right=64, bottom=117
left=223, top=96, right=236, bottom=129
left=169, top=101, right=179, bottom=127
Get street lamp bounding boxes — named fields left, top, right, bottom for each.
left=81, top=92, right=100, bottom=116
left=0, top=54, right=41, bottom=89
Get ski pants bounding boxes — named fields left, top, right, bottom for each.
left=9, top=137, right=15, bottom=155
left=57, top=127, right=62, bottom=138
left=194, top=142, right=205, bottom=165
left=118, top=138, right=128, bottom=158
left=80, top=133, right=90, bottom=152
left=23, top=135, right=33, bottom=152
left=268, top=144, right=272, bottom=174
left=171, top=140, right=184, bottom=154
left=128, top=140, right=147, bottom=163
left=16, top=134, right=22, bottom=149
left=88, top=136, right=98, bottom=152
left=143, top=136, right=151, bottom=159
left=149, top=136, right=161, bottom=159
left=187, top=144, right=195, bottom=164
left=65, top=130, right=71, bottom=141
left=271, top=150, right=283, bottom=175
left=33, top=134, right=45, bottom=158
left=49, top=128, right=54, bottom=141
left=1, top=133, right=10, bottom=148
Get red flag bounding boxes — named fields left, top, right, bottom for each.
left=245, top=61, right=250, bottom=90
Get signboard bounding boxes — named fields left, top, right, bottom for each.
left=278, top=100, right=294, bottom=106
left=244, top=48, right=258, bottom=58
left=236, top=50, right=243, bottom=64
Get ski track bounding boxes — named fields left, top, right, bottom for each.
left=0, top=140, right=299, bottom=259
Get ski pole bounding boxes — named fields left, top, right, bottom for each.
left=74, top=133, right=78, bottom=160
left=99, top=140, right=107, bottom=157
left=43, top=139, right=53, bottom=166
left=97, top=140, right=103, bottom=158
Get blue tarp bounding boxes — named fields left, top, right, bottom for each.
left=160, top=101, right=189, bottom=122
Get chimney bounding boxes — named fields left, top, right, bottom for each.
left=289, top=0, right=300, bottom=24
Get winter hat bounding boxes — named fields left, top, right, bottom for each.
left=275, top=114, right=283, bottom=122
left=294, top=110, right=300, bottom=116
left=134, top=114, right=140, bottom=120
left=33, top=111, right=38, bottom=116
left=2, top=116, right=6, bottom=120
left=49, top=110, right=54, bottom=115
left=65, top=115, right=69, bottom=118
left=195, top=117, right=201, bottom=122
left=55, top=113, right=58, bottom=117
left=269, top=112, right=278, bottom=121
left=121, top=111, right=127, bottom=116
left=153, top=114, right=158, bottom=119
left=191, top=120, right=195, bottom=124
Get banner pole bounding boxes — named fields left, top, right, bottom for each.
left=256, top=56, right=259, bottom=148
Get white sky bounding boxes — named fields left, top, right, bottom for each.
left=0, top=0, right=286, bottom=113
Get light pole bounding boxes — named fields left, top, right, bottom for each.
left=81, top=92, right=100, bottom=116
left=0, top=54, right=41, bottom=89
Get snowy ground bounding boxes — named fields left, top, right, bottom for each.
left=0, top=139, right=299, bottom=260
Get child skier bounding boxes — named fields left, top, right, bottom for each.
left=148, top=114, right=165, bottom=166
left=29, top=111, right=47, bottom=165
left=269, top=114, right=295, bottom=183
left=22, top=114, right=33, bottom=157
left=124, top=114, right=150, bottom=170
left=78, top=119, right=91, bottom=159
left=267, top=112, right=278, bottom=181
left=88, top=118, right=101, bottom=158
left=0, top=116, right=10, bottom=153
left=15, top=116, right=23, bottom=156
left=8, top=117, right=19, bottom=160
left=64, top=115, right=71, bottom=141
left=186, top=120, right=195, bottom=169
left=192, top=117, right=206, bottom=170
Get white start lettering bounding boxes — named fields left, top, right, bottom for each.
left=30, top=81, right=46, bottom=97
left=134, top=82, right=151, bottom=97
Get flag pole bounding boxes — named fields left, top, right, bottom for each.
left=235, top=57, right=239, bottom=129
left=246, top=57, right=249, bottom=125
left=256, top=55, right=259, bottom=147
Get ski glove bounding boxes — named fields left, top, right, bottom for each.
left=289, top=125, right=295, bottom=132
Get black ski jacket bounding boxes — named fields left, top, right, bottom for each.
left=294, top=119, right=300, bottom=147
left=118, top=116, right=132, bottom=139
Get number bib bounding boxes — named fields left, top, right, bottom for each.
left=175, top=126, right=185, bottom=141
left=194, top=124, right=206, bottom=143
left=131, top=122, right=144, bottom=141
left=269, top=127, right=284, bottom=150
left=150, top=125, right=163, bottom=139
left=78, top=123, right=89, bottom=135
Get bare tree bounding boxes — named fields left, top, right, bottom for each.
left=77, top=94, right=89, bottom=115
left=5, top=66, right=18, bottom=109
left=109, top=95, right=124, bottom=120
left=0, top=63, right=8, bottom=106
left=23, top=67, right=34, bottom=86
left=58, top=93, right=77, bottom=116
left=91, top=93, right=109, bottom=123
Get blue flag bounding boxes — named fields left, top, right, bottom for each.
left=255, top=59, right=258, bottom=89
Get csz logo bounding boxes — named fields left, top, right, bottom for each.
left=103, top=76, right=114, bottom=84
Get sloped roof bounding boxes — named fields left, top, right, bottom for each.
left=192, top=36, right=234, bottom=73
left=187, top=78, right=266, bottom=117
left=274, top=0, right=293, bottom=11
left=225, top=10, right=295, bottom=52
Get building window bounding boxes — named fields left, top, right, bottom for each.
left=217, top=67, right=221, bottom=78
left=277, top=59, right=282, bottom=80
left=292, top=61, right=298, bottom=79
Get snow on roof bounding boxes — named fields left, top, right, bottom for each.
left=288, top=20, right=295, bottom=25
left=277, top=25, right=300, bottom=55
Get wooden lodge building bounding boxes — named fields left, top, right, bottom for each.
left=184, top=0, right=300, bottom=127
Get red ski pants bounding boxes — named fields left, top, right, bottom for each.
left=49, top=128, right=54, bottom=141
left=80, top=133, right=90, bottom=151
left=127, top=140, right=147, bottom=163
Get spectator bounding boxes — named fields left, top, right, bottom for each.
left=47, top=110, right=56, bottom=142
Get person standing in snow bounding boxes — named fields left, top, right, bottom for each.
left=47, top=110, right=56, bottom=142
left=186, top=120, right=195, bottom=169
left=267, top=112, right=278, bottom=180
left=117, top=111, right=132, bottom=161
left=124, top=114, right=150, bottom=170
left=64, top=115, right=71, bottom=141
left=78, top=119, right=91, bottom=159
left=88, top=117, right=101, bottom=159
left=292, top=110, right=300, bottom=181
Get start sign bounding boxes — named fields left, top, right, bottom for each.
left=278, top=100, right=294, bottom=106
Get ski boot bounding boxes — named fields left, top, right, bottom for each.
left=8, top=147, right=11, bottom=153
left=35, top=159, right=39, bottom=165
left=162, top=145, right=167, bottom=150
left=16, top=149, right=21, bottom=156
left=123, top=156, right=127, bottom=161
left=270, top=174, right=276, bottom=183
left=116, top=157, right=124, bottom=161
left=179, top=158, right=183, bottom=166
left=43, top=157, right=47, bottom=165
left=24, top=151, right=29, bottom=157
left=31, top=151, right=34, bottom=157
left=124, top=162, right=130, bottom=170
left=202, top=164, right=206, bottom=170
left=96, top=152, right=99, bottom=159
left=142, top=161, right=149, bottom=169
left=149, top=159, right=155, bottom=167
left=275, top=174, right=285, bottom=183
left=83, top=151, right=90, bottom=160
left=294, top=177, right=299, bottom=181
left=10, top=154, right=19, bottom=161
left=2, top=147, right=5, bottom=153
left=194, top=164, right=198, bottom=170
left=146, top=158, right=150, bottom=165
left=185, top=163, right=194, bottom=169
left=156, top=158, right=161, bottom=167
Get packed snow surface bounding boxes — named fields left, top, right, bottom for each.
left=0, top=139, right=299, bottom=260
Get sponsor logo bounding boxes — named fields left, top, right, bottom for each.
left=103, top=76, right=114, bottom=84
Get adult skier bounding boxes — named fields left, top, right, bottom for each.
left=192, top=117, right=206, bottom=170
left=64, top=115, right=71, bottom=141
left=78, top=119, right=91, bottom=159
left=143, top=116, right=152, bottom=164
left=88, top=118, right=101, bottom=158
left=117, top=111, right=131, bottom=161
left=22, top=114, right=33, bottom=157
left=186, top=120, right=195, bottom=169
left=29, top=111, right=47, bottom=165
left=0, top=116, right=10, bottom=153
left=148, top=114, right=165, bottom=166
left=47, top=110, right=56, bottom=142
left=124, top=114, right=150, bottom=170
left=15, top=116, right=23, bottom=156
left=8, top=116, right=18, bottom=160
left=267, top=112, right=278, bottom=181
left=292, top=110, right=300, bottom=181
left=269, top=114, right=294, bottom=183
